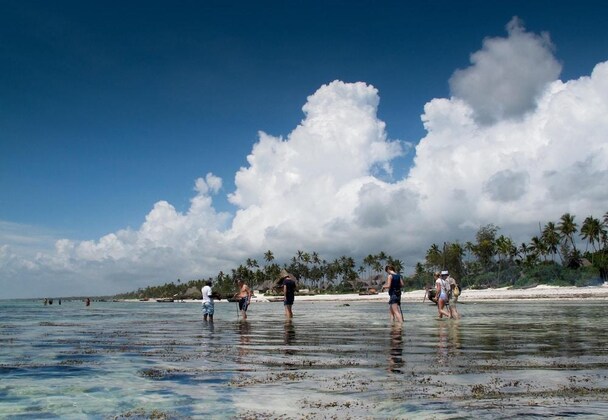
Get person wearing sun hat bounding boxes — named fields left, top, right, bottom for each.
left=447, top=273, right=461, bottom=319
left=279, top=269, right=297, bottom=318
left=435, top=270, right=452, bottom=318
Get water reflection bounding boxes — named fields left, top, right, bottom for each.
left=283, top=320, right=296, bottom=354
left=436, top=319, right=461, bottom=366
left=2, top=300, right=608, bottom=419
left=203, top=319, right=215, bottom=334
left=200, top=319, right=215, bottom=359
left=450, top=319, right=461, bottom=353
left=436, top=320, right=449, bottom=365
left=388, top=324, right=404, bottom=373
left=237, top=320, right=251, bottom=361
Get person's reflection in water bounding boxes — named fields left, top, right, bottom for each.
left=449, top=319, right=461, bottom=356
left=436, top=320, right=449, bottom=366
left=199, top=317, right=216, bottom=360
left=206, top=319, right=215, bottom=335
left=237, top=320, right=252, bottom=365
left=436, top=319, right=461, bottom=366
left=388, top=324, right=404, bottom=373
left=283, top=320, right=296, bottom=355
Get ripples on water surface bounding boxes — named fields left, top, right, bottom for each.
left=1, top=299, right=607, bottom=419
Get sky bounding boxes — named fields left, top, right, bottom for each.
left=1, top=1, right=608, bottom=299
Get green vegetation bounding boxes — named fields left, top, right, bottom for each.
left=114, top=211, right=608, bottom=299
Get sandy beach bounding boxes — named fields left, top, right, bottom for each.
left=131, top=283, right=608, bottom=304
left=271, top=284, right=608, bottom=302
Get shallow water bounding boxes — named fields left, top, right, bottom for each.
left=1, top=299, right=607, bottom=419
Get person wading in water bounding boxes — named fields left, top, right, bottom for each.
left=383, top=265, right=404, bottom=323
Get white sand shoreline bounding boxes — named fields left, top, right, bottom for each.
left=124, top=283, right=608, bottom=303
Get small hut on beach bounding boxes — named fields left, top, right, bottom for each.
left=175, top=286, right=202, bottom=300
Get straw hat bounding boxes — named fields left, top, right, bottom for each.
left=274, top=269, right=294, bottom=288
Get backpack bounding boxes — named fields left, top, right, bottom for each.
left=440, top=278, right=450, bottom=295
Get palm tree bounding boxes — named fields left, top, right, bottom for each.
left=372, top=260, right=383, bottom=277
left=357, top=265, right=366, bottom=289
left=340, top=256, right=358, bottom=291
left=529, top=236, right=548, bottom=262
left=376, top=251, right=388, bottom=270
left=601, top=212, right=608, bottom=250
left=327, top=259, right=341, bottom=287
left=517, top=242, right=529, bottom=263
left=302, top=252, right=311, bottom=264
left=495, top=235, right=515, bottom=280
left=264, top=250, right=274, bottom=264
left=392, top=258, right=405, bottom=273
left=449, top=242, right=466, bottom=280
left=363, top=254, right=375, bottom=280
left=250, top=258, right=259, bottom=268
left=558, top=213, right=578, bottom=252
left=542, top=221, right=562, bottom=263
left=580, top=216, right=603, bottom=253
left=425, top=244, right=442, bottom=270
left=470, top=224, right=499, bottom=270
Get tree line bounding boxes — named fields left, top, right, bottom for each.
left=114, top=211, right=608, bottom=299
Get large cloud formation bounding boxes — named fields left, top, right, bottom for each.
left=2, top=18, right=608, bottom=298
left=449, top=17, right=562, bottom=125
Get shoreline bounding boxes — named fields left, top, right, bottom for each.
left=124, top=283, right=608, bottom=303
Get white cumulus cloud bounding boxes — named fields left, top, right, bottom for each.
left=227, top=80, right=404, bottom=253
left=449, top=17, right=562, bottom=125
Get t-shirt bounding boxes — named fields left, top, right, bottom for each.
left=202, top=285, right=213, bottom=303
left=436, top=278, right=450, bottom=295
left=448, top=276, right=460, bottom=298
left=388, top=274, right=402, bottom=295
left=284, top=278, right=296, bottom=301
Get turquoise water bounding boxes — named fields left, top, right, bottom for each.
left=1, top=299, right=608, bottom=419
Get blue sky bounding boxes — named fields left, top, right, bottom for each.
left=1, top=1, right=608, bottom=298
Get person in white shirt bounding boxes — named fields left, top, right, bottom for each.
left=202, top=280, right=215, bottom=322
left=435, top=271, right=452, bottom=318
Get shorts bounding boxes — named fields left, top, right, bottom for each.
left=284, top=296, right=294, bottom=306
left=238, top=297, right=249, bottom=311
left=388, top=294, right=401, bottom=305
left=202, top=301, right=214, bottom=316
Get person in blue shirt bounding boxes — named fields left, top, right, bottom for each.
left=383, top=265, right=404, bottom=322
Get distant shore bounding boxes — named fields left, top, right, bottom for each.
left=123, top=283, right=608, bottom=303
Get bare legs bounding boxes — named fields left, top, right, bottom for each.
left=284, top=304, right=293, bottom=319
left=449, top=302, right=460, bottom=319
left=389, top=303, right=403, bottom=322
left=437, top=299, right=451, bottom=318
